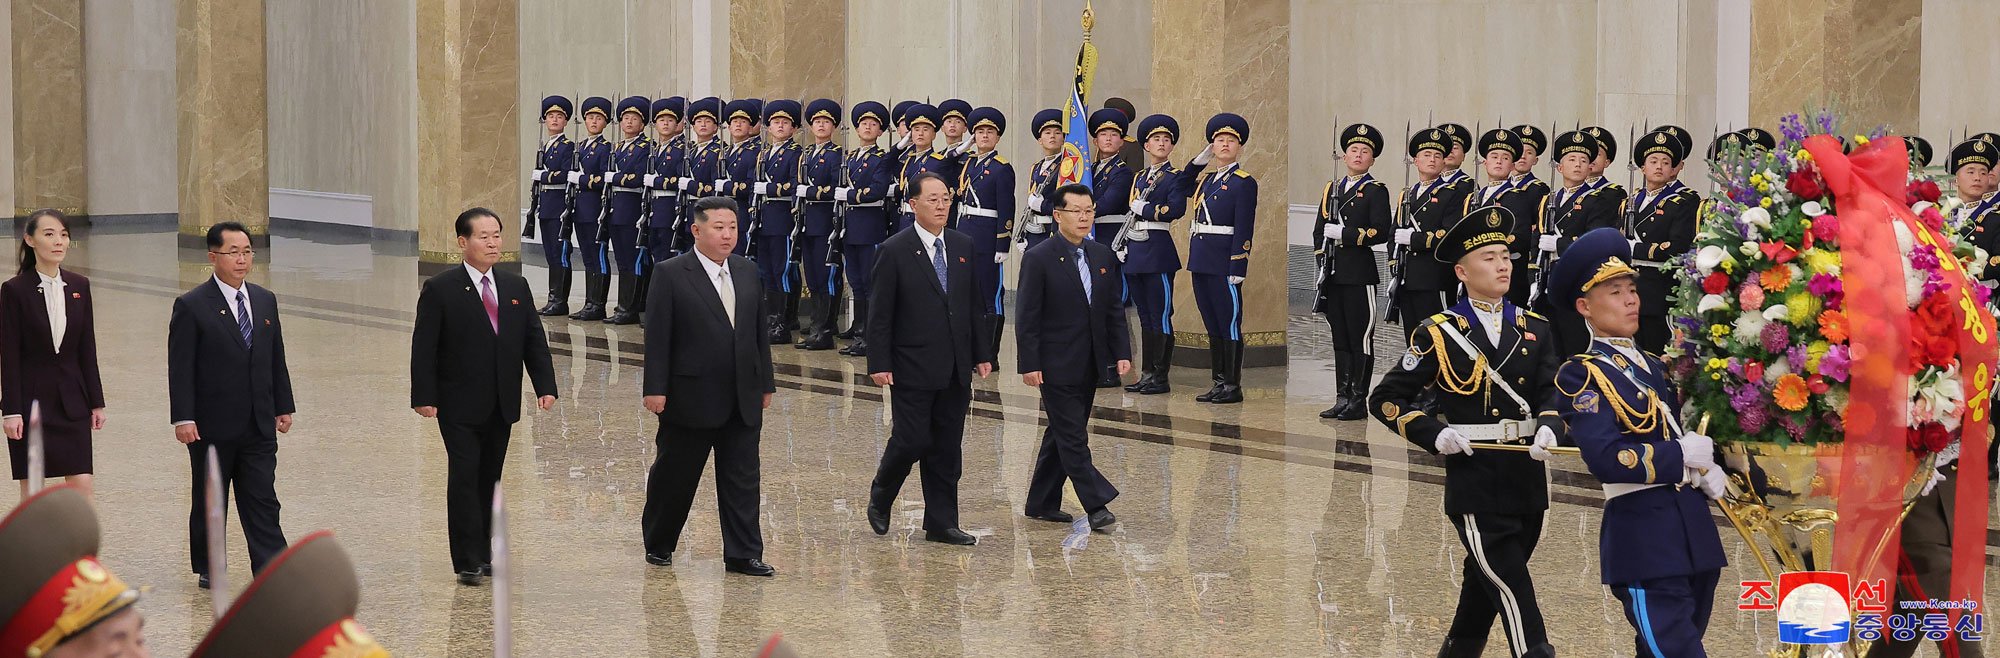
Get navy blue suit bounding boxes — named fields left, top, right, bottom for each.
left=571, top=135, right=613, bottom=274
left=1015, top=236, right=1128, bottom=515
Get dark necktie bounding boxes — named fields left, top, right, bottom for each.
left=932, top=237, right=948, bottom=292
left=236, top=291, right=253, bottom=349
left=480, top=277, right=499, bottom=333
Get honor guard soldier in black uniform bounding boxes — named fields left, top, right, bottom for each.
left=1087, top=108, right=1136, bottom=251
left=1368, top=205, right=1564, bottom=658
left=958, top=107, right=1016, bottom=354
left=1313, top=123, right=1391, bottom=419
left=1020, top=108, right=1068, bottom=251
left=716, top=99, right=764, bottom=255
left=1626, top=127, right=1704, bottom=353
left=793, top=98, right=846, bottom=351
left=1120, top=113, right=1189, bottom=395
left=1950, top=137, right=1999, bottom=249
left=1174, top=113, right=1257, bottom=404
left=1439, top=122, right=1474, bottom=186
left=567, top=96, right=615, bottom=320
left=834, top=101, right=894, bottom=357
left=1510, top=124, right=1548, bottom=183
left=1493, top=127, right=1552, bottom=306
left=1551, top=227, right=1727, bottom=658
left=603, top=95, right=655, bottom=325
left=643, top=96, right=689, bottom=267
left=891, top=103, right=947, bottom=233
left=752, top=99, right=805, bottom=344
left=1392, top=128, right=1476, bottom=339
left=1584, top=125, right=1620, bottom=183
left=1532, top=130, right=1626, bottom=356
left=529, top=95, right=577, bottom=316
left=1903, top=135, right=1934, bottom=172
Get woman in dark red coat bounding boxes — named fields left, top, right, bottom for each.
left=3, top=209, right=105, bottom=499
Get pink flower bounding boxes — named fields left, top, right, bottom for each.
left=1918, top=206, right=1945, bottom=232
left=1811, top=214, right=1841, bottom=243
left=1818, top=344, right=1851, bottom=382
left=1740, top=279, right=1767, bottom=309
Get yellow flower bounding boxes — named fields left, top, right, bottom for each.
left=1785, top=291, right=1821, bottom=326
left=1707, top=357, right=1727, bottom=371
left=1800, top=248, right=1840, bottom=276
left=1711, top=373, right=1723, bottom=380
left=1760, top=197, right=1773, bottom=208
left=1709, top=325, right=1731, bottom=343
left=1801, top=218, right=1813, bottom=232
left=1807, top=340, right=1830, bottom=372
left=1797, top=149, right=1813, bottom=161
left=1750, top=173, right=1764, bottom=185
left=1853, top=134, right=1869, bottom=145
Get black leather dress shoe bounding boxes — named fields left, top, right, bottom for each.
left=479, top=564, right=493, bottom=577
left=724, top=558, right=776, bottom=577
left=196, top=574, right=210, bottom=590
left=1087, top=508, right=1117, bottom=531
left=867, top=504, right=889, bottom=535
left=924, top=528, right=977, bottom=545
left=1024, top=509, right=1074, bottom=523
left=645, top=553, right=673, bottom=566
left=456, top=570, right=483, bottom=586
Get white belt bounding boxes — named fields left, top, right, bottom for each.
left=1192, top=223, right=1235, bottom=235
left=1453, top=419, right=1538, bottom=442
left=1095, top=212, right=1133, bottom=224
left=1632, top=259, right=1667, bottom=269
left=847, top=200, right=884, bottom=208
left=899, top=202, right=912, bottom=214
left=648, top=189, right=679, bottom=199
left=1131, top=221, right=1171, bottom=232
left=960, top=206, right=1000, bottom=219
left=612, top=186, right=646, bottom=194
left=757, top=195, right=793, bottom=203
left=1029, top=213, right=1052, bottom=225
left=535, top=183, right=568, bottom=193
left=1601, top=482, right=1670, bottom=500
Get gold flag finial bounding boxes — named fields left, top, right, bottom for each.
left=1081, top=1, right=1094, bottom=36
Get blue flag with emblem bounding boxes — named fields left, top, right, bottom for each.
left=1061, top=2, right=1097, bottom=190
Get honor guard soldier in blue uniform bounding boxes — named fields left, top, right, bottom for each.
left=682, top=96, right=726, bottom=211
left=1483, top=127, right=1551, bottom=307
left=602, top=95, right=655, bottom=325
left=753, top=99, right=805, bottom=344
left=1368, top=205, right=1565, bottom=658
left=1118, top=114, right=1189, bottom=395
left=1392, top=127, right=1476, bottom=339
left=1627, top=127, right=1704, bottom=354
left=1531, top=130, right=1626, bottom=356
left=1087, top=108, right=1136, bottom=251
left=955, top=107, right=1016, bottom=354
left=716, top=99, right=764, bottom=255
left=529, top=95, right=577, bottom=316
left=834, top=101, right=894, bottom=357
left=891, top=103, right=947, bottom=233
left=1312, top=122, right=1392, bottom=418
left=642, top=96, right=689, bottom=266
left=1438, top=122, right=1474, bottom=186
left=793, top=98, right=846, bottom=351
left=936, top=99, right=975, bottom=203
left=1551, top=227, right=1727, bottom=658
left=1019, top=109, right=1068, bottom=251
left=567, top=96, right=616, bottom=320
left=1173, top=113, right=1257, bottom=404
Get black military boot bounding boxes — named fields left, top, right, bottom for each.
left=1321, top=351, right=1353, bottom=418
left=1124, top=332, right=1159, bottom=393
left=784, top=290, right=802, bottom=335
left=1139, top=331, right=1175, bottom=394
left=1194, top=336, right=1227, bottom=402
left=1335, top=354, right=1373, bottom=420
left=570, top=274, right=609, bottom=321
left=606, top=275, right=643, bottom=325
left=1209, top=338, right=1244, bottom=404
left=835, top=296, right=858, bottom=339
left=1434, top=637, right=1486, bottom=658
left=797, top=294, right=836, bottom=350
left=765, top=291, right=792, bottom=345
left=840, top=298, right=868, bottom=356
left=538, top=267, right=572, bottom=317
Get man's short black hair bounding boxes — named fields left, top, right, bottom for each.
left=1053, top=183, right=1093, bottom=209
left=691, top=196, right=740, bottom=224
left=909, top=171, right=949, bottom=196
left=454, top=207, right=502, bottom=237
left=205, top=221, right=250, bottom=248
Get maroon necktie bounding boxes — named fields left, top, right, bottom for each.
left=480, top=277, right=499, bottom=333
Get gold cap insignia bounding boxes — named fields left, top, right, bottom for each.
left=1358, top=126, right=1368, bottom=135
left=1486, top=209, right=1502, bottom=227
left=1978, top=141, right=1988, bottom=153
left=1655, top=133, right=1667, bottom=144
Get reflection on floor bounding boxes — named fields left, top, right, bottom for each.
left=37, top=225, right=1998, bottom=657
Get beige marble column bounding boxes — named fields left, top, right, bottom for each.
left=176, top=0, right=267, bottom=244
left=729, top=0, right=845, bottom=104
left=14, top=0, right=85, bottom=218
left=1749, top=0, right=1921, bottom=131
left=1153, top=0, right=1290, bottom=367
left=415, top=0, right=519, bottom=271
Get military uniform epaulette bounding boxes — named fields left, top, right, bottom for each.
left=1233, top=169, right=1251, bottom=178
left=1419, top=311, right=1469, bottom=331
left=1588, top=185, right=1617, bottom=197
left=928, top=152, right=947, bottom=161
left=992, top=155, right=1008, bottom=165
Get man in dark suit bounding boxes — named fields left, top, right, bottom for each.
left=1017, top=183, right=1130, bottom=530
left=640, top=196, right=777, bottom=577
left=168, top=221, right=296, bottom=589
left=865, top=171, right=994, bottom=545
left=410, top=207, right=559, bottom=585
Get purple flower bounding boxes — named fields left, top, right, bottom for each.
left=1780, top=114, right=1808, bottom=143
left=1787, top=344, right=1809, bottom=373
left=1978, top=284, right=1993, bottom=307
left=1910, top=244, right=1940, bottom=271
left=1777, top=415, right=1810, bottom=441
left=1729, top=383, right=1762, bottom=412
left=1739, top=402, right=1770, bottom=434
left=1821, top=410, right=1843, bottom=433
left=1816, top=112, right=1835, bottom=136
left=1726, top=358, right=1745, bottom=378
left=1807, top=273, right=1841, bottom=298
left=1921, top=276, right=1951, bottom=300
left=1761, top=322, right=1789, bottom=354
left=1819, top=345, right=1851, bottom=382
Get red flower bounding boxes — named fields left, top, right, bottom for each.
left=1787, top=169, right=1824, bottom=201
left=1906, top=422, right=1951, bottom=454
left=1919, top=206, right=1945, bottom=232
left=1805, top=374, right=1830, bottom=394
left=1701, top=272, right=1731, bottom=295
left=1744, top=361, right=1764, bottom=383
left=1913, top=180, right=1942, bottom=204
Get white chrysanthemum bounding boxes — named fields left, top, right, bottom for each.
left=1765, top=359, right=1790, bottom=384
left=1733, top=310, right=1768, bottom=346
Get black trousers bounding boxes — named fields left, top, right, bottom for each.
left=1447, top=511, right=1549, bottom=656
left=1025, top=383, right=1119, bottom=515
left=1323, top=283, right=1379, bottom=355
left=871, top=383, right=970, bottom=531
left=1398, top=288, right=1453, bottom=343
left=439, top=412, right=512, bottom=573
left=186, top=436, right=285, bottom=575
left=642, top=411, right=764, bottom=559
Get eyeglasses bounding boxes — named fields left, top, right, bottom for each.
left=1056, top=206, right=1097, bottom=215
left=209, top=250, right=256, bottom=261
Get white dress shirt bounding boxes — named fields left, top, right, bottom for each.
left=698, top=253, right=736, bottom=327
left=1467, top=298, right=1504, bottom=344
left=38, top=271, right=66, bottom=354
left=463, top=262, right=495, bottom=296
left=914, top=222, right=946, bottom=263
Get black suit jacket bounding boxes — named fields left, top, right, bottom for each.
left=0, top=271, right=104, bottom=421
left=409, top=266, right=558, bottom=425
left=643, top=252, right=774, bottom=428
left=168, top=279, right=296, bottom=442
left=866, top=226, right=990, bottom=390
left=1016, top=237, right=1132, bottom=384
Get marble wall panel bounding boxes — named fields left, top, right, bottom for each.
left=15, top=0, right=86, bottom=216
left=85, top=0, right=177, bottom=217
left=416, top=0, right=520, bottom=263
left=1917, top=0, right=2000, bottom=146
left=1750, top=0, right=1920, bottom=135
left=176, top=0, right=268, bottom=237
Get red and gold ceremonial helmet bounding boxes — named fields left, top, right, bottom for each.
left=0, top=485, right=141, bottom=658
left=190, top=531, right=389, bottom=658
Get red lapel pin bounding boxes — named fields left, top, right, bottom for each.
left=71, top=292, right=81, bottom=299
left=1099, top=268, right=1107, bottom=274
left=511, top=299, right=520, bottom=305
left=264, top=319, right=271, bottom=325
left=958, top=257, right=965, bottom=263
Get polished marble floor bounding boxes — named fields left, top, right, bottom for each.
left=28, top=224, right=2000, bottom=657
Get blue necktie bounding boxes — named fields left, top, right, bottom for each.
left=1076, top=246, right=1092, bottom=304
left=235, top=291, right=253, bottom=349
left=932, top=237, right=948, bottom=292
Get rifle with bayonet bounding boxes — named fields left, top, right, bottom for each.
left=1383, top=119, right=1415, bottom=325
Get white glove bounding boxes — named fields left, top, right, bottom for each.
left=753, top=182, right=769, bottom=195
left=1191, top=144, right=1213, bottom=166
left=1538, top=234, right=1558, bottom=253
left=566, top=171, right=584, bottom=185
left=1323, top=224, right=1342, bottom=240
left=952, top=137, right=974, bottom=156
left=1116, top=250, right=1129, bottom=262
left=888, top=183, right=900, bottom=198
left=894, top=134, right=911, bottom=150
left=1394, top=228, right=1414, bottom=246
left=1528, top=425, right=1558, bottom=461
left=1919, top=469, right=1946, bottom=497
left=532, top=168, right=547, bottom=180
left=644, top=174, right=659, bottom=187
left=1228, top=275, right=1245, bottom=285
left=1434, top=428, right=1472, bottom=456
left=1677, top=431, right=1716, bottom=471
left=679, top=178, right=695, bottom=192
left=993, top=253, right=1008, bottom=264
left=714, top=178, right=732, bottom=191
left=834, top=187, right=853, bottom=202
left=1698, top=467, right=1729, bottom=500
left=1628, top=238, right=1642, bottom=252
left=1028, top=193, right=1045, bottom=210
left=1131, top=200, right=1151, bottom=216
left=794, top=186, right=809, bottom=198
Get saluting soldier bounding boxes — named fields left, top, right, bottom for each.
left=603, top=95, right=656, bottom=325
left=0, top=485, right=150, bottom=658
left=957, top=107, right=1016, bottom=355
left=529, top=95, right=577, bottom=316
left=1392, top=127, right=1476, bottom=340
left=1367, top=205, right=1564, bottom=658
left=1087, top=108, right=1136, bottom=251
left=1174, top=113, right=1257, bottom=404
left=1499, top=126, right=1553, bottom=306
left=891, top=103, right=948, bottom=233
left=1019, top=108, right=1068, bottom=251
left=642, top=96, right=689, bottom=268
left=794, top=99, right=846, bottom=351
left=1439, top=122, right=1473, bottom=185
left=567, top=96, right=616, bottom=321
left=1532, top=130, right=1625, bottom=356
left=716, top=99, right=765, bottom=255
left=1312, top=122, right=1391, bottom=419
left=936, top=98, right=975, bottom=205
left=190, top=532, right=395, bottom=658
left=1550, top=227, right=1727, bottom=658
left=1120, top=113, right=1189, bottom=396
left=1626, top=127, right=1704, bottom=353
left=751, top=99, right=805, bottom=345
left=834, top=101, right=894, bottom=357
